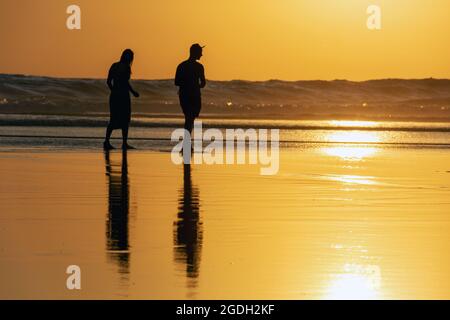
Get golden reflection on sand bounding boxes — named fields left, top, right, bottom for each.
left=322, top=146, right=378, bottom=161
left=325, top=174, right=377, bottom=186
left=319, top=130, right=384, bottom=299
left=1, top=144, right=450, bottom=299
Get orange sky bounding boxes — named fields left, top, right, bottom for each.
left=0, top=0, right=449, bottom=81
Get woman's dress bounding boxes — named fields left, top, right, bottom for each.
left=108, top=62, right=131, bottom=129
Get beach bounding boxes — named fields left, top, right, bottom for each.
left=1, top=0, right=450, bottom=305
left=1, top=122, right=449, bottom=299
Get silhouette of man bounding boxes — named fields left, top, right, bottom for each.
left=175, top=44, right=206, bottom=135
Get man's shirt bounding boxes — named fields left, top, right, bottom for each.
left=175, top=59, right=205, bottom=95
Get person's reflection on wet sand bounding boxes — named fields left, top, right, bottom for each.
left=105, top=150, right=131, bottom=279
left=174, top=164, right=203, bottom=291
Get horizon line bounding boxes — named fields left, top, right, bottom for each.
left=1, top=72, right=449, bottom=83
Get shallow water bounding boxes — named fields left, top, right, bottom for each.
left=2, top=118, right=450, bottom=152
left=0, top=141, right=449, bottom=299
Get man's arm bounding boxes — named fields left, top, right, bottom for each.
left=175, top=64, right=181, bottom=87
left=199, top=65, right=206, bottom=88
left=107, top=65, right=114, bottom=91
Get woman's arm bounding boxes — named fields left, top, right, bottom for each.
left=128, top=82, right=139, bottom=98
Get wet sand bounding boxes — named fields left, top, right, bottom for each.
left=0, top=146, right=449, bottom=299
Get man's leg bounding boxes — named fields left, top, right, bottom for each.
left=184, top=114, right=195, bottom=134
left=182, top=114, right=195, bottom=159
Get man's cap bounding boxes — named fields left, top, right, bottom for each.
left=190, top=43, right=205, bottom=51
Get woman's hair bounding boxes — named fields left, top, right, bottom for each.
left=120, top=49, right=134, bottom=65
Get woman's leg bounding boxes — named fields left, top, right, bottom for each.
left=105, top=124, right=113, bottom=141
left=104, top=124, right=114, bottom=149
left=122, top=126, right=128, bottom=145
left=122, top=126, right=135, bottom=149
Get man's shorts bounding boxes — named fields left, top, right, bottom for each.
left=179, top=91, right=201, bottom=118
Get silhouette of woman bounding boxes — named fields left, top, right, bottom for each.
left=104, top=49, right=139, bottom=150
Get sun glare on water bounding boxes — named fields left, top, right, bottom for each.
left=324, top=264, right=382, bottom=300
left=321, top=131, right=381, bottom=161
left=329, top=121, right=379, bottom=128
left=326, top=131, right=381, bottom=143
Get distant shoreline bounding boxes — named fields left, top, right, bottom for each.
left=1, top=72, right=449, bottom=83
